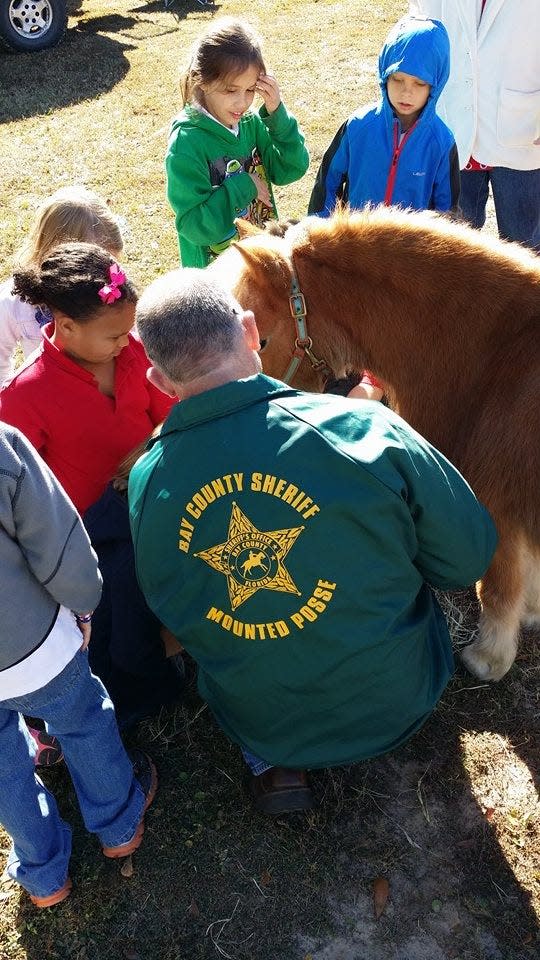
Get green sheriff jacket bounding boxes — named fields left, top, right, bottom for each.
left=129, top=376, right=497, bottom=769
left=165, top=102, right=309, bottom=267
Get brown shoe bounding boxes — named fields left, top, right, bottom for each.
left=102, top=751, right=157, bottom=859
left=30, top=877, right=72, bottom=908
left=250, top=767, right=314, bottom=815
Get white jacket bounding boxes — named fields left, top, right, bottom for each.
left=0, top=279, right=42, bottom=385
left=409, top=0, right=540, bottom=170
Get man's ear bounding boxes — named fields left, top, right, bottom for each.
left=147, top=365, right=179, bottom=398
left=241, top=310, right=261, bottom=351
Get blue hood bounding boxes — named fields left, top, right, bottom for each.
left=378, top=16, right=450, bottom=117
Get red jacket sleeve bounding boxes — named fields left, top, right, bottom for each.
left=147, top=379, right=175, bottom=426
left=0, top=382, right=48, bottom=454
left=130, top=332, right=175, bottom=426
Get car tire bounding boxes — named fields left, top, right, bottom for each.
left=0, top=0, right=67, bottom=52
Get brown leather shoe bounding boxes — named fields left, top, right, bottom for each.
left=250, top=767, right=314, bottom=815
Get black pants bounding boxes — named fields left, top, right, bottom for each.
left=84, top=485, right=184, bottom=729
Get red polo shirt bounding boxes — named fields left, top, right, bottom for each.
left=0, top=325, right=174, bottom=513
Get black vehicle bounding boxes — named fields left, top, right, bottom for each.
left=0, top=0, right=67, bottom=52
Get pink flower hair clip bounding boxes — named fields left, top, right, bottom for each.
left=98, top=263, right=126, bottom=304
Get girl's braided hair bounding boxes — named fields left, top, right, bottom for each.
left=12, top=242, right=137, bottom=324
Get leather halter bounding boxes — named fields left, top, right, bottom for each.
left=281, top=265, right=334, bottom=386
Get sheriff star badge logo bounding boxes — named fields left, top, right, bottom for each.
left=195, top=502, right=304, bottom=611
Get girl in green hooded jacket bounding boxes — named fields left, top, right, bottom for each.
left=165, top=17, right=309, bottom=268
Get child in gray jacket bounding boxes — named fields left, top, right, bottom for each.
left=0, top=423, right=157, bottom=908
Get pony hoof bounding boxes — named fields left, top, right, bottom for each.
left=460, top=641, right=515, bottom=682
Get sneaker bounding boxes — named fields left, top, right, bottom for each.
left=102, top=750, right=158, bottom=858
left=27, top=726, right=63, bottom=767
left=29, top=877, right=72, bottom=908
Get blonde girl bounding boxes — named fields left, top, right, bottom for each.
left=0, top=186, right=123, bottom=384
left=165, top=17, right=309, bottom=267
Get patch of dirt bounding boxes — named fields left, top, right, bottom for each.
left=297, top=614, right=539, bottom=960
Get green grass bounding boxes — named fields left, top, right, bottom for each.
left=0, top=2, right=538, bottom=958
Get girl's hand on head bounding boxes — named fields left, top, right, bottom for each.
left=255, top=74, right=281, bottom=114
left=248, top=172, right=272, bottom=208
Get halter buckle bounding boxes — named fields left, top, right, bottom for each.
left=289, top=291, right=307, bottom=319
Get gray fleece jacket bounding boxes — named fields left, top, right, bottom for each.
left=0, top=423, right=102, bottom=671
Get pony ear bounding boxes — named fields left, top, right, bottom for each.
left=233, top=240, right=290, bottom=282
left=231, top=239, right=292, bottom=309
left=234, top=218, right=263, bottom=239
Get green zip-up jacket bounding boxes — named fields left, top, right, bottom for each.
left=165, top=103, right=309, bottom=267
left=129, top=376, right=497, bottom=769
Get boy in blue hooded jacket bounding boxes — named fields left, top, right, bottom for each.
left=308, top=16, right=460, bottom=216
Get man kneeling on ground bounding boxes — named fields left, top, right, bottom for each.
left=128, top=269, right=497, bottom=815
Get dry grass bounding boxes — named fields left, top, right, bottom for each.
left=0, top=2, right=537, bottom=958
left=0, top=0, right=397, bottom=281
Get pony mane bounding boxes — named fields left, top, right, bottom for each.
left=290, top=206, right=539, bottom=287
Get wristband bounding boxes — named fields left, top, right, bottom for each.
left=75, top=612, right=93, bottom=623
left=360, top=371, right=383, bottom=389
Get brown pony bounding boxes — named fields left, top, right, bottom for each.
left=208, top=206, right=540, bottom=682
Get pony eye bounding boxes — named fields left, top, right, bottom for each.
left=259, top=338, right=269, bottom=352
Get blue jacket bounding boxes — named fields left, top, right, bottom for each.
left=309, top=16, right=459, bottom=215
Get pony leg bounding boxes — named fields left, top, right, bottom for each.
left=522, top=550, right=540, bottom=627
left=461, top=540, right=526, bottom=681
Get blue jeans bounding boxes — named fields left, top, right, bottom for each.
left=459, top=167, right=540, bottom=251
left=241, top=747, right=273, bottom=777
left=0, top=651, right=145, bottom=898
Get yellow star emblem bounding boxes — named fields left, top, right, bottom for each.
left=195, top=502, right=304, bottom=611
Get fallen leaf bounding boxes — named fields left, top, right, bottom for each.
left=187, top=899, right=200, bottom=918
left=485, top=807, right=495, bottom=820
left=120, top=856, right=134, bottom=878
left=373, top=876, right=390, bottom=919
left=260, top=869, right=272, bottom=886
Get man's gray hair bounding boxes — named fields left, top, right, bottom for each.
left=135, top=268, right=245, bottom=383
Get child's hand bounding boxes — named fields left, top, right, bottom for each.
left=255, top=73, right=281, bottom=114
left=348, top=383, right=384, bottom=402
left=77, top=620, right=92, bottom=651
left=248, top=172, right=273, bottom=208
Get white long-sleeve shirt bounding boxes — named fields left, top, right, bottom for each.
left=0, top=279, right=43, bottom=385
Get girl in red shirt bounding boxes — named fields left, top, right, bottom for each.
left=0, top=243, right=183, bottom=728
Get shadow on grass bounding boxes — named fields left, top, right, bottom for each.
left=10, top=636, right=539, bottom=960
left=131, top=0, right=220, bottom=11
left=0, top=30, right=133, bottom=123
left=0, top=0, right=222, bottom=124
left=82, top=0, right=221, bottom=34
